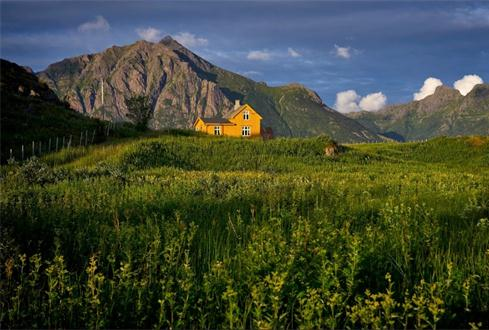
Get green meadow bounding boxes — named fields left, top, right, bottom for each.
left=1, top=133, right=488, bottom=329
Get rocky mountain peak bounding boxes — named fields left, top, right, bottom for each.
left=36, top=40, right=381, bottom=142
left=159, top=35, right=185, bottom=50
left=428, top=85, right=461, bottom=100
left=466, top=83, right=489, bottom=99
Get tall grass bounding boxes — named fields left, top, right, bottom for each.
left=1, top=135, right=488, bottom=328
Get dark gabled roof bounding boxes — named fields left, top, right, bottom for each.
left=199, top=117, right=235, bottom=125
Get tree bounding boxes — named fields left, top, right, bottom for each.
left=125, top=95, right=152, bottom=130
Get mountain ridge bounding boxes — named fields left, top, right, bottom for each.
left=37, top=36, right=380, bottom=142
left=348, top=84, right=489, bottom=141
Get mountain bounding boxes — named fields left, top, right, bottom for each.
left=37, top=36, right=380, bottom=142
left=0, top=59, right=106, bottom=161
left=348, top=85, right=489, bottom=141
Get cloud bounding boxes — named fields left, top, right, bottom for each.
left=173, top=32, right=208, bottom=47
left=247, top=50, right=272, bottom=61
left=78, top=16, right=110, bottom=33
left=136, top=27, right=162, bottom=42
left=334, top=44, right=352, bottom=59
left=288, top=47, right=301, bottom=58
left=452, top=7, right=489, bottom=28
left=413, top=77, right=443, bottom=100
left=453, top=74, right=484, bottom=96
left=359, top=92, right=387, bottom=111
left=335, top=90, right=387, bottom=113
left=335, top=90, right=360, bottom=113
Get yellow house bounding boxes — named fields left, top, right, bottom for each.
left=193, top=100, right=262, bottom=138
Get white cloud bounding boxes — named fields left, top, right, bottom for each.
left=136, top=27, right=162, bottom=42
left=288, top=47, right=301, bottom=58
left=335, top=90, right=387, bottom=113
left=452, top=7, right=489, bottom=28
left=247, top=50, right=272, bottom=61
left=335, top=90, right=360, bottom=113
left=78, top=16, right=110, bottom=33
left=453, top=74, right=484, bottom=96
left=413, top=77, right=443, bottom=100
left=173, top=32, right=208, bottom=47
left=359, top=92, right=387, bottom=111
left=334, top=44, right=352, bottom=59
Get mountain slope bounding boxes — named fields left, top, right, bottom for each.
left=0, top=59, right=107, bottom=161
left=38, top=37, right=379, bottom=142
left=348, top=85, right=489, bottom=141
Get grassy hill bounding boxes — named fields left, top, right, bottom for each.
left=0, top=59, right=138, bottom=162
left=1, top=134, right=488, bottom=328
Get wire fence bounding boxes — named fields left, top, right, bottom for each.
left=4, top=122, right=119, bottom=163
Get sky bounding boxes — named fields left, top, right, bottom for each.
left=1, top=1, right=488, bottom=111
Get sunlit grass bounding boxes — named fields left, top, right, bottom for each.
left=1, top=134, right=488, bottom=328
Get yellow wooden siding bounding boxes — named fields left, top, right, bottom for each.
left=194, top=104, right=262, bottom=138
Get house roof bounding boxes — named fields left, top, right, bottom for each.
left=199, top=117, right=235, bottom=125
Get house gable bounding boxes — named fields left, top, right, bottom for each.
left=226, top=104, right=263, bottom=123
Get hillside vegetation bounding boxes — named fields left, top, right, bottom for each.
left=1, top=134, right=488, bottom=328
left=0, top=59, right=139, bottom=162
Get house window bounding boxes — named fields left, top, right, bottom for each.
left=243, top=110, right=249, bottom=120
left=214, top=126, right=221, bottom=135
left=242, top=126, right=251, bottom=137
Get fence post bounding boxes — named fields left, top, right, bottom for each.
left=85, top=130, right=88, bottom=146
left=79, top=132, right=83, bottom=147
left=39, top=141, right=42, bottom=155
left=91, top=130, right=96, bottom=144
left=21, top=145, right=24, bottom=161
left=62, top=136, right=65, bottom=149
left=56, top=137, right=59, bottom=152
left=32, top=141, right=35, bottom=157
left=68, top=135, right=72, bottom=149
left=10, top=149, right=13, bottom=160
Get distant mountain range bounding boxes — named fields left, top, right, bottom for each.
left=347, top=84, right=489, bottom=141
left=3, top=37, right=488, bottom=144
left=36, top=36, right=380, bottom=142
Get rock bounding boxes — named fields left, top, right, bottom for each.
left=324, top=141, right=340, bottom=157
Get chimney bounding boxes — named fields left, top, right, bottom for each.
left=234, top=99, right=241, bottom=110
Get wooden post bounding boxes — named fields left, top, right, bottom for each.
left=68, top=135, right=72, bottom=149
left=62, top=136, right=65, bottom=149
left=21, top=145, right=24, bottom=161
left=85, top=130, right=88, bottom=146
left=10, top=149, right=13, bottom=160
left=39, top=141, right=42, bottom=155
left=32, top=141, right=35, bottom=157
left=48, top=138, right=51, bottom=152
left=91, top=130, right=96, bottom=144
left=56, top=137, right=59, bottom=152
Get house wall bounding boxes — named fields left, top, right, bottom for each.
left=225, top=106, right=262, bottom=137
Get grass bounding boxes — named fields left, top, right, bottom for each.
left=1, top=134, right=488, bottom=328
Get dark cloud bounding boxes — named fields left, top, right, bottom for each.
left=1, top=1, right=488, bottom=104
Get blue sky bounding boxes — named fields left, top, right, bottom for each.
left=1, top=1, right=488, bottom=109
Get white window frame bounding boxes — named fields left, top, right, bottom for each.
left=214, top=126, right=221, bottom=135
left=241, top=126, right=251, bottom=137
left=243, top=110, right=250, bottom=120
